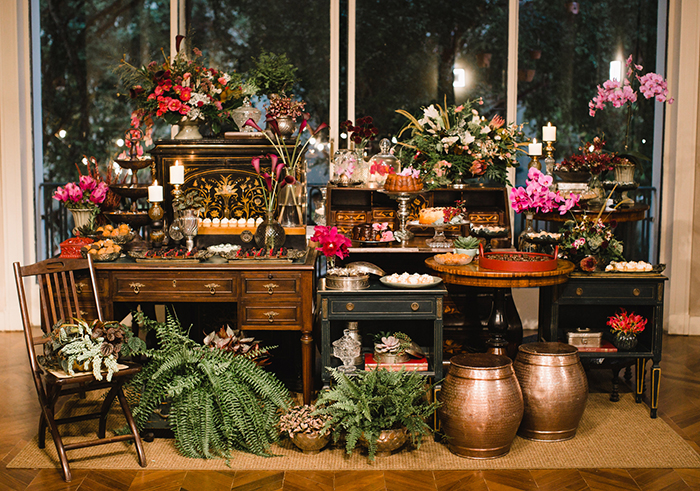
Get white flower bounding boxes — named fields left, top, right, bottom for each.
left=480, top=126, right=492, bottom=134
left=460, top=131, right=475, bottom=146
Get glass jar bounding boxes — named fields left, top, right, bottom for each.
left=366, top=138, right=400, bottom=188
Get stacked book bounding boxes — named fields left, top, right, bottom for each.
left=363, top=353, right=428, bottom=371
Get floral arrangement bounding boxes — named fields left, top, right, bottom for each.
left=368, top=161, right=396, bottom=180
left=279, top=405, right=331, bottom=438
left=53, top=175, right=109, bottom=211
left=558, top=215, right=624, bottom=271
left=373, top=331, right=413, bottom=356
left=510, top=168, right=580, bottom=215
left=555, top=137, right=622, bottom=175
left=340, top=116, right=379, bottom=150
left=119, top=38, right=255, bottom=134
left=607, top=308, right=647, bottom=336
left=371, top=222, right=395, bottom=242
left=397, top=166, right=421, bottom=178
left=589, top=54, right=673, bottom=152
left=396, top=98, right=526, bottom=187
left=310, top=225, right=352, bottom=269
left=42, top=317, right=144, bottom=381
left=265, top=94, right=306, bottom=120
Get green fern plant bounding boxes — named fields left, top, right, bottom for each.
left=314, top=368, right=439, bottom=461
left=128, top=309, right=290, bottom=459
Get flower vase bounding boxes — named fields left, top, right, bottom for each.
left=69, top=208, right=95, bottom=235
left=254, top=210, right=286, bottom=250
left=586, top=173, right=606, bottom=210
left=614, top=162, right=636, bottom=183
left=277, top=163, right=307, bottom=228
left=517, top=213, right=537, bottom=252
left=174, top=118, right=203, bottom=140
left=273, top=117, right=296, bottom=139
left=613, top=332, right=638, bottom=351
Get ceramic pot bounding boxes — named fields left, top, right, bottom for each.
left=513, top=342, right=588, bottom=441
left=290, top=431, right=331, bottom=455
left=69, top=208, right=94, bottom=234
left=174, top=118, right=203, bottom=140
left=614, top=163, right=636, bottom=183
left=438, top=353, right=523, bottom=459
left=614, top=332, right=638, bottom=351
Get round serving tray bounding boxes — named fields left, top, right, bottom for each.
left=478, top=243, right=559, bottom=272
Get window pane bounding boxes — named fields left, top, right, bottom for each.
left=187, top=0, right=331, bottom=185
left=40, top=0, right=170, bottom=182
left=355, top=0, right=509, bottom=142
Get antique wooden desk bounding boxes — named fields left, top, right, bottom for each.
left=425, top=257, right=575, bottom=356
left=84, top=253, right=317, bottom=404
left=316, top=279, right=448, bottom=386
left=538, top=272, right=667, bottom=418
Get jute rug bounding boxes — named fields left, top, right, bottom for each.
left=8, top=392, right=700, bottom=471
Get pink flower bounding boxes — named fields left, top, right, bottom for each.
left=168, top=98, right=182, bottom=112
left=79, top=175, right=97, bottom=192
left=52, top=186, right=68, bottom=203
left=89, top=182, right=108, bottom=204
left=380, top=230, right=394, bottom=242
left=64, top=182, right=83, bottom=204
left=218, top=77, right=227, bottom=85
left=311, top=226, right=352, bottom=260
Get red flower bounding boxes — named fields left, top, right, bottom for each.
left=311, top=226, right=352, bottom=260
left=607, top=308, right=647, bottom=335
left=579, top=255, right=598, bottom=272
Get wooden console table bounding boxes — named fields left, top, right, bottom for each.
left=538, top=272, right=667, bottom=418
left=83, top=253, right=317, bottom=404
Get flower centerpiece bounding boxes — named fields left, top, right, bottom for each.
left=395, top=97, right=526, bottom=187
left=607, top=308, right=647, bottom=351
left=310, top=225, right=352, bottom=269
left=588, top=54, right=674, bottom=168
left=340, top=116, right=379, bottom=159
left=53, top=175, right=110, bottom=234
left=119, top=36, right=255, bottom=137
left=558, top=214, right=624, bottom=272
left=555, top=136, right=622, bottom=176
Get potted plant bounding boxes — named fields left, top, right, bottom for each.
left=373, top=331, right=413, bottom=364
left=314, top=368, right=439, bottom=461
left=279, top=404, right=332, bottom=454
left=453, top=235, right=481, bottom=258
left=607, top=308, right=647, bottom=351
left=53, top=175, right=110, bottom=235
left=249, top=50, right=298, bottom=98
left=42, top=317, right=145, bottom=382
left=127, top=309, right=290, bottom=459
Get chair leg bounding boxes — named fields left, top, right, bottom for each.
left=38, top=412, right=47, bottom=449
left=98, top=384, right=121, bottom=439
left=117, top=387, right=147, bottom=467
left=42, top=405, right=72, bottom=482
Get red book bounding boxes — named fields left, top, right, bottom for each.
left=575, top=340, right=618, bottom=352
left=363, top=353, right=429, bottom=371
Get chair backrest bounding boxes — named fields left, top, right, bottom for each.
left=13, top=255, right=103, bottom=374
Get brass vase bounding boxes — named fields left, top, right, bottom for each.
left=513, top=342, right=588, bottom=441
left=360, top=428, right=408, bottom=457
left=290, top=431, right=331, bottom=455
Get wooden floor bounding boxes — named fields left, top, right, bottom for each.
left=2, top=331, right=700, bottom=491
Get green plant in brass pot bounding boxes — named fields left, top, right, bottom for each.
left=279, top=404, right=332, bottom=454
left=314, top=368, right=439, bottom=461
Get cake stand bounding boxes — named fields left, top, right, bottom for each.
left=407, top=220, right=466, bottom=248
left=377, top=190, right=424, bottom=244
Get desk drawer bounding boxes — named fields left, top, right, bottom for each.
left=560, top=282, right=657, bottom=301
left=241, top=303, right=301, bottom=327
left=242, top=272, right=301, bottom=297
left=329, top=298, right=436, bottom=316
left=113, top=274, right=235, bottom=300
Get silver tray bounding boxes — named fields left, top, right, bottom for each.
left=379, top=275, right=443, bottom=289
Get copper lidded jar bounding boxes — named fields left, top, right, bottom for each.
left=513, top=342, right=588, bottom=441
left=438, top=353, right=524, bottom=459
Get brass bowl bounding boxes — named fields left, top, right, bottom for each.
left=290, top=431, right=331, bottom=455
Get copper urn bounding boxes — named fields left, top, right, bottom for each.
left=438, top=353, right=524, bottom=459
left=513, top=342, right=588, bottom=441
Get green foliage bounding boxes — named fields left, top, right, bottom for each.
left=454, top=236, right=480, bottom=250
left=173, top=189, right=206, bottom=214
left=128, top=309, right=290, bottom=459
left=250, top=51, right=299, bottom=96
left=314, top=368, right=439, bottom=461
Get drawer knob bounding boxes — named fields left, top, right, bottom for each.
left=172, top=279, right=177, bottom=288
left=130, top=282, right=145, bottom=294
left=346, top=302, right=355, bottom=311
left=576, top=288, right=583, bottom=296
left=76, top=282, right=85, bottom=294
left=268, top=273, right=274, bottom=279
left=633, top=288, right=641, bottom=296
left=264, top=282, right=279, bottom=295
left=265, top=311, right=279, bottom=323
left=205, top=283, right=220, bottom=295
left=411, top=302, right=420, bottom=311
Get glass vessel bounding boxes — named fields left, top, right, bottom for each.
left=254, top=210, right=286, bottom=250
left=179, top=209, right=199, bottom=251
left=586, top=173, right=606, bottom=210
left=613, top=332, right=638, bottom=351
left=332, top=149, right=359, bottom=181
left=517, top=212, right=538, bottom=252
left=332, top=329, right=362, bottom=373
left=231, top=97, right=262, bottom=132
left=366, top=138, right=400, bottom=188
left=277, top=159, right=307, bottom=227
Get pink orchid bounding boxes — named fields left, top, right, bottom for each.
left=311, top=226, right=352, bottom=261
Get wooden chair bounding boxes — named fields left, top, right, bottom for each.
left=13, top=255, right=146, bottom=482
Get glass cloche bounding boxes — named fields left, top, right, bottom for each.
left=366, top=138, right=400, bottom=188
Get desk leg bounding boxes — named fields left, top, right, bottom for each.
left=301, top=331, right=313, bottom=405
left=486, top=288, right=509, bottom=357
left=321, top=316, right=332, bottom=388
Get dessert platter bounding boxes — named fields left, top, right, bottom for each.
left=604, top=261, right=666, bottom=274
left=128, top=247, right=206, bottom=262
left=81, top=239, right=123, bottom=262
left=380, top=272, right=443, bottom=289
left=433, top=252, right=474, bottom=266
left=407, top=207, right=467, bottom=248
left=523, top=230, right=561, bottom=245
left=226, top=247, right=307, bottom=263
left=469, top=224, right=510, bottom=238
left=351, top=223, right=395, bottom=246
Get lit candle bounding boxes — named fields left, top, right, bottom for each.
left=169, top=161, right=185, bottom=185
left=148, top=180, right=163, bottom=202
left=529, top=138, right=542, bottom=156
left=542, top=122, right=557, bottom=142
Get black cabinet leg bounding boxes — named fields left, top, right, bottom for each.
left=651, top=365, right=661, bottom=418
left=610, top=368, right=620, bottom=402
left=635, top=358, right=647, bottom=403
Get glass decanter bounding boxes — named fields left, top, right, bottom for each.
left=332, top=329, right=362, bottom=373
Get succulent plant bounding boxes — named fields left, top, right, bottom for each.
left=454, top=235, right=481, bottom=250
left=373, top=331, right=412, bottom=355
left=279, top=404, right=331, bottom=438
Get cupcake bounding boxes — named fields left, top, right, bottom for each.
left=237, top=218, right=246, bottom=227
left=256, top=217, right=263, bottom=225
left=212, top=218, right=220, bottom=227
left=247, top=218, right=255, bottom=227
left=202, top=218, right=212, bottom=227
left=221, top=218, right=229, bottom=227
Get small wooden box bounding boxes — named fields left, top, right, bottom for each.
left=566, top=328, right=603, bottom=347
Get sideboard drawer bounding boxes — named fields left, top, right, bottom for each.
left=328, top=298, right=436, bottom=316
left=241, top=303, right=301, bottom=327
left=113, top=274, right=235, bottom=300
left=241, top=272, right=301, bottom=297
left=559, top=282, right=657, bottom=301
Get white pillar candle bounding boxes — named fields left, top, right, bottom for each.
left=542, top=123, right=557, bottom=142
left=148, top=180, right=163, bottom=202
left=528, top=138, right=542, bottom=156
left=170, top=161, right=185, bottom=184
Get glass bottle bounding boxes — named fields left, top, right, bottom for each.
left=517, top=212, right=537, bottom=252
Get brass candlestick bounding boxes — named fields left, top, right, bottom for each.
left=544, top=141, right=556, bottom=175
left=148, top=201, right=165, bottom=248
left=528, top=155, right=542, bottom=171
